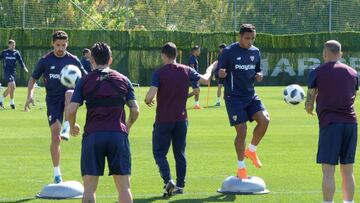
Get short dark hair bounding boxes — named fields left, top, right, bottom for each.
left=219, top=43, right=226, bottom=49
left=82, top=48, right=91, bottom=56
left=8, top=39, right=15, bottom=44
left=161, top=42, right=177, bottom=59
left=240, top=24, right=256, bottom=35
left=52, top=30, right=68, bottom=42
left=91, top=42, right=112, bottom=65
left=191, top=45, right=200, bottom=52
left=324, top=40, right=341, bottom=54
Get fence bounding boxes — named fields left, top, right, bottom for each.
left=1, top=0, right=360, bottom=34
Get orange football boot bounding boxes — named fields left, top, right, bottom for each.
left=237, top=168, right=248, bottom=179
left=244, top=149, right=263, bottom=168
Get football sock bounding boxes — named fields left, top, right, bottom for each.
left=248, top=144, right=257, bottom=152
left=0, top=96, right=4, bottom=103
left=63, top=121, right=70, bottom=130
left=217, top=97, right=221, bottom=103
left=343, top=201, right=354, bottom=203
left=195, top=101, right=199, bottom=105
left=10, top=98, right=15, bottom=105
left=54, top=166, right=61, bottom=177
left=237, top=160, right=246, bottom=169
left=323, top=201, right=333, bottom=203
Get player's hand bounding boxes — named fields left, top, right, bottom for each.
left=70, top=123, right=81, bottom=136
left=305, top=103, right=315, bottom=116
left=126, top=121, right=133, bottom=133
left=145, top=99, right=155, bottom=107
left=218, top=69, right=227, bottom=78
left=24, top=97, right=33, bottom=112
left=255, top=72, right=263, bottom=82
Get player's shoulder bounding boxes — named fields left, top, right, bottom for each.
left=249, top=45, right=260, bottom=52
left=65, top=52, right=80, bottom=61
left=339, top=62, right=358, bottom=75
left=40, top=51, right=54, bottom=60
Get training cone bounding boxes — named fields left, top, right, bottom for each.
left=217, top=176, right=269, bottom=195
left=36, top=180, right=84, bottom=199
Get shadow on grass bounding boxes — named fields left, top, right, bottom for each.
left=0, top=198, right=35, bottom=203
left=135, top=194, right=236, bottom=203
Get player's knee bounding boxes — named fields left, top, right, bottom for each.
left=259, top=111, right=270, bottom=126
left=235, top=124, right=247, bottom=136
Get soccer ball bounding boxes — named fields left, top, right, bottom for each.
left=283, top=84, right=305, bottom=105
left=60, top=65, right=82, bottom=88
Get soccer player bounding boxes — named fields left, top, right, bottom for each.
left=215, top=43, right=226, bottom=107
left=145, top=42, right=216, bottom=197
left=0, top=39, right=28, bottom=109
left=215, top=24, right=270, bottom=179
left=188, top=45, right=202, bottom=109
left=68, top=42, right=139, bottom=203
left=306, top=40, right=358, bottom=203
left=24, top=31, right=87, bottom=184
left=80, top=48, right=92, bottom=72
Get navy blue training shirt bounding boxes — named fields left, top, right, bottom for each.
left=0, top=49, right=26, bottom=72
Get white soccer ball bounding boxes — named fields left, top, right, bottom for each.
left=60, top=64, right=82, bottom=88
left=283, top=84, right=305, bottom=105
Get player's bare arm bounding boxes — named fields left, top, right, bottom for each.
left=145, top=86, right=158, bottom=107
left=68, top=102, right=81, bottom=136
left=198, top=61, right=218, bottom=85
left=305, top=88, right=317, bottom=115
left=24, top=77, right=37, bottom=112
left=126, top=99, right=139, bottom=131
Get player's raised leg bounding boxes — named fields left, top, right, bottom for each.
left=60, top=90, right=74, bottom=140
left=245, top=110, right=269, bottom=168
left=50, top=120, right=62, bottom=183
left=234, top=123, right=248, bottom=179
left=113, top=175, right=133, bottom=203
left=82, top=175, right=99, bottom=203
left=322, top=164, right=336, bottom=203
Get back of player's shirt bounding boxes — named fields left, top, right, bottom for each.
left=308, top=61, right=358, bottom=127
left=151, top=63, right=200, bottom=122
left=32, top=51, right=86, bottom=98
left=217, top=42, right=261, bottom=100
left=0, top=49, right=26, bottom=72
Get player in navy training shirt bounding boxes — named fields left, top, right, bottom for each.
left=69, top=42, right=139, bottom=203
left=24, top=31, right=87, bottom=184
left=80, top=48, right=92, bottom=72
left=215, top=24, right=270, bottom=179
left=306, top=40, right=358, bottom=203
left=145, top=42, right=216, bottom=197
left=0, top=39, right=28, bottom=109
left=188, top=45, right=202, bottom=109
left=215, top=43, right=226, bottom=106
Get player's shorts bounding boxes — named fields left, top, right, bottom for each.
left=46, top=95, right=65, bottom=126
left=81, top=131, right=131, bottom=176
left=4, top=71, right=15, bottom=83
left=191, top=81, right=200, bottom=89
left=225, top=95, right=266, bottom=126
left=317, top=123, right=357, bottom=165
left=218, top=79, right=224, bottom=85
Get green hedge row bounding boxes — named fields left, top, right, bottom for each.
left=0, top=29, right=360, bottom=86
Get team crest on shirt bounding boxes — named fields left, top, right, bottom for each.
left=236, top=57, right=242, bottom=61
left=250, top=56, right=255, bottom=61
left=48, top=115, right=52, bottom=122
left=232, top=115, right=237, bottom=121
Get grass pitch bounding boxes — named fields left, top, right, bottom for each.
left=0, top=86, right=359, bottom=203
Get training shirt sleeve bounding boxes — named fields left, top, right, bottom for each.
left=189, top=67, right=201, bottom=82
left=255, top=51, right=262, bottom=73
left=16, top=51, right=26, bottom=69
left=74, top=57, right=88, bottom=76
left=151, top=70, right=160, bottom=87
left=188, top=55, right=196, bottom=68
left=307, top=68, right=317, bottom=89
left=126, top=78, right=136, bottom=101
left=355, top=76, right=359, bottom=91
left=32, top=58, right=45, bottom=80
left=71, top=78, right=85, bottom=105
left=215, top=49, right=228, bottom=78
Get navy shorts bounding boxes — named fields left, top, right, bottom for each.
left=225, top=95, right=266, bottom=126
left=317, top=123, right=357, bottom=165
left=46, top=96, right=65, bottom=126
left=81, top=131, right=131, bottom=176
left=4, top=71, right=15, bottom=83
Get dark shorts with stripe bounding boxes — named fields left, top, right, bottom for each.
left=81, top=131, right=131, bottom=176
left=46, top=95, right=65, bottom=126
left=317, top=123, right=357, bottom=165
left=4, top=71, right=15, bottom=83
left=225, top=95, right=266, bottom=126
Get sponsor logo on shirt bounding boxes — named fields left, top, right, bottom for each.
left=232, top=115, right=237, bottom=121
left=5, top=57, right=16, bottom=60
left=235, top=64, right=256, bottom=71
left=49, top=74, right=60, bottom=79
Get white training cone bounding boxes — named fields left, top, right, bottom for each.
left=217, top=176, right=269, bottom=194
left=36, top=180, right=84, bottom=199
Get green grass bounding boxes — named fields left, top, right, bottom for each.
left=0, top=86, right=359, bottom=203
